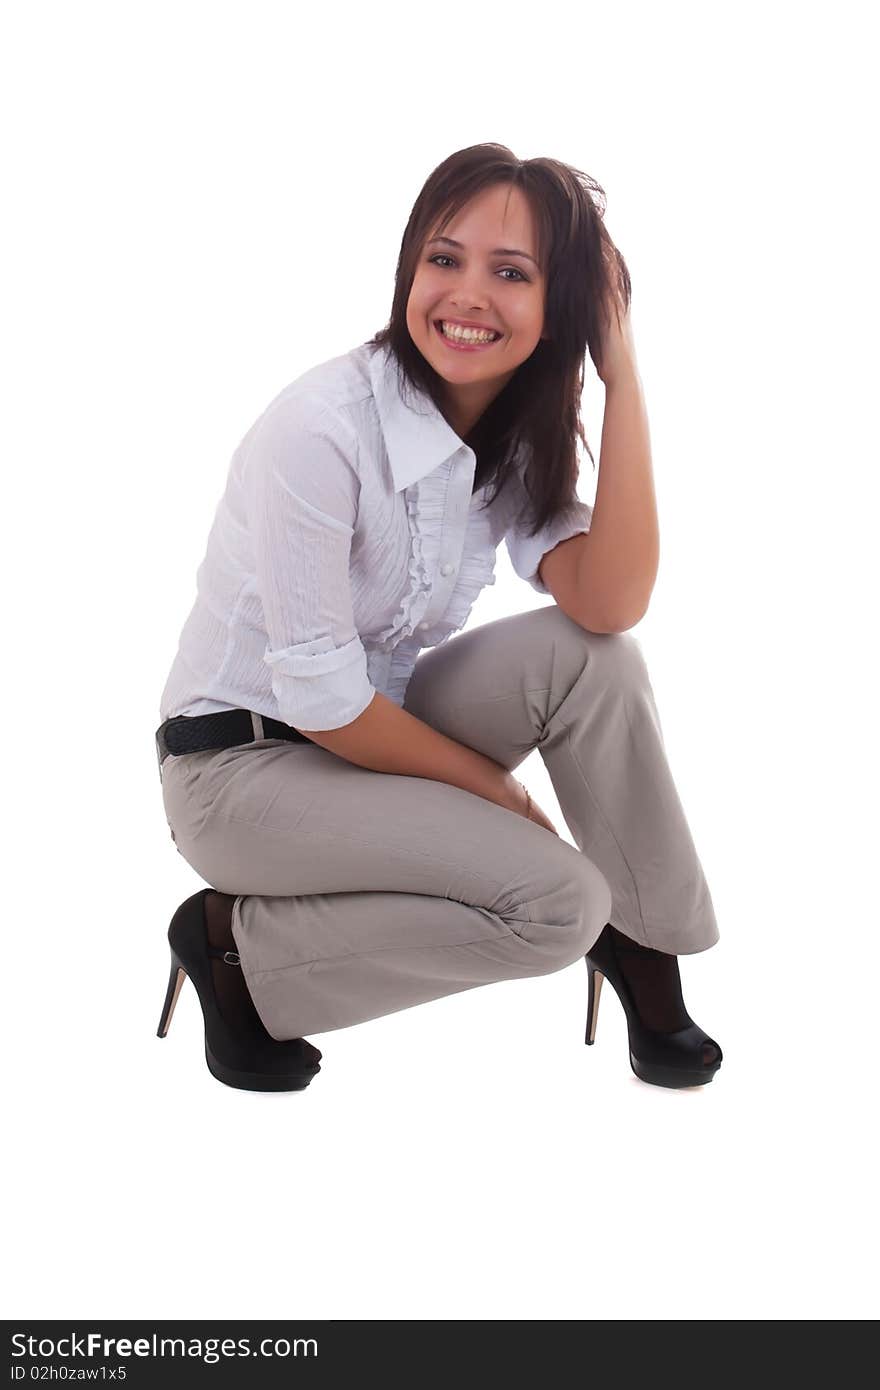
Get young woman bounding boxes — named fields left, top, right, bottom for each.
left=155, top=143, right=723, bottom=1093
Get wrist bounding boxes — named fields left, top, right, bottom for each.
left=496, top=770, right=530, bottom=816
left=601, top=356, right=642, bottom=393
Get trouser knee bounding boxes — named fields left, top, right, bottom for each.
left=507, top=860, right=612, bottom=976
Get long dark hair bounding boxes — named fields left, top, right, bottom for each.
left=366, top=142, right=632, bottom=540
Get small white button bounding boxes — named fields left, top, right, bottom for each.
left=418, top=621, right=430, bottom=630
left=440, top=563, right=454, bottom=576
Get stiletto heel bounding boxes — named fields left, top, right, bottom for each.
left=585, top=961, right=604, bottom=1045
left=156, top=954, right=188, bottom=1037
left=156, top=889, right=322, bottom=1092
left=584, top=924, right=723, bottom=1089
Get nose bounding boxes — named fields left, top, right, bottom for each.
left=449, top=274, right=493, bottom=311
left=451, top=292, right=491, bottom=313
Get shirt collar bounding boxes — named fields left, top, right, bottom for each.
left=367, top=340, right=473, bottom=493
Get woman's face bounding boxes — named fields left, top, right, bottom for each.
left=406, top=182, right=547, bottom=440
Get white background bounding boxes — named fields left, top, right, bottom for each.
left=4, top=0, right=877, bottom=1322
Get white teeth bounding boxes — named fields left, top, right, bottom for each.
left=440, top=320, right=498, bottom=344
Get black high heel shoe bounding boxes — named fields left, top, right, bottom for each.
left=585, top=923, right=723, bottom=1089
left=156, top=889, right=321, bottom=1092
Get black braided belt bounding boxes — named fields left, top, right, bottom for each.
left=155, top=709, right=309, bottom=770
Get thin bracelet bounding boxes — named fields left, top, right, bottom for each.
left=519, top=780, right=532, bottom=819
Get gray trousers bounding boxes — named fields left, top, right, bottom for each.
left=159, top=607, right=719, bottom=1041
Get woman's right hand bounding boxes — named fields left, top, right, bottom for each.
left=524, top=792, right=560, bottom=836
left=501, top=774, right=560, bottom=836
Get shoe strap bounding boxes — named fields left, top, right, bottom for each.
left=206, top=944, right=241, bottom=965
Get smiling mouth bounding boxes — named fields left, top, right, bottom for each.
left=433, top=320, right=503, bottom=348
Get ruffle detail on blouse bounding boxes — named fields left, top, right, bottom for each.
left=436, top=541, right=497, bottom=639
left=413, top=486, right=498, bottom=649
left=370, top=468, right=448, bottom=652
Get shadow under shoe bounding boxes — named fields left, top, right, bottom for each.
left=585, top=923, right=723, bottom=1089
left=157, top=889, right=322, bottom=1092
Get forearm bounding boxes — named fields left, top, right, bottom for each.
left=577, top=364, right=660, bottom=628
left=301, top=691, right=524, bottom=814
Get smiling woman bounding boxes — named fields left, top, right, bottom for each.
left=155, top=140, right=721, bottom=1097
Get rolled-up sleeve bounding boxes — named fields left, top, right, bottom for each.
left=504, top=495, right=594, bottom=595
left=244, top=401, right=376, bottom=732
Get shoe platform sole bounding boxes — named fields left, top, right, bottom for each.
left=205, top=1046, right=320, bottom=1092
left=630, top=1051, right=720, bottom=1089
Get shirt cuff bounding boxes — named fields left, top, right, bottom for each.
left=508, top=499, right=593, bottom=595
left=263, top=634, right=376, bottom=731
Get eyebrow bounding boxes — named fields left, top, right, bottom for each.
left=426, top=236, right=540, bottom=269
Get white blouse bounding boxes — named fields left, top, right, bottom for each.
left=159, top=340, right=593, bottom=732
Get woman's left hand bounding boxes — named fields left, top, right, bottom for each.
left=595, top=253, right=639, bottom=388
